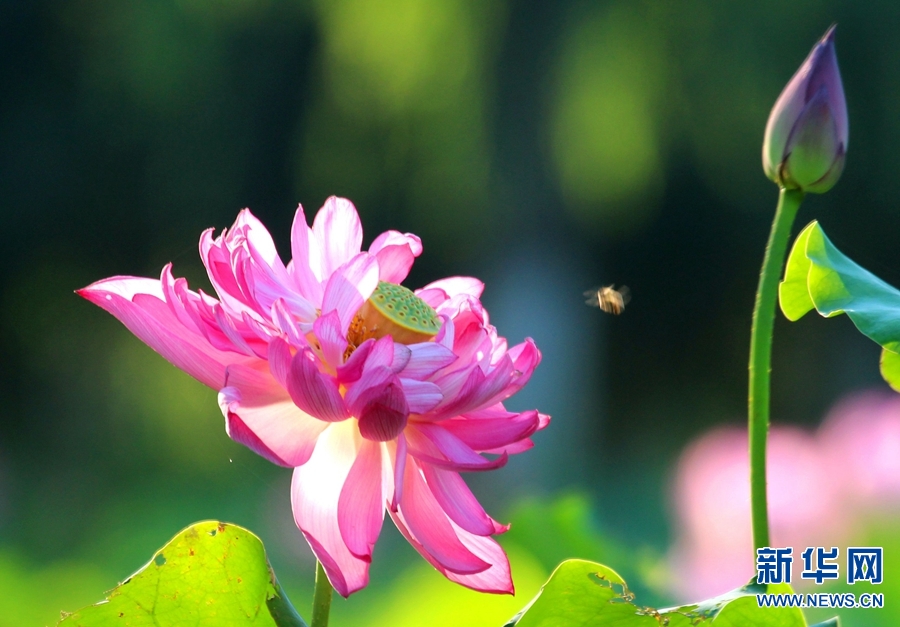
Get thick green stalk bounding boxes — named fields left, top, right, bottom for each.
left=748, top=187, right=803, bottom=551
left=311, top=561, right=333, bottom=627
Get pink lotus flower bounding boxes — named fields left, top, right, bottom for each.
left=79, top=197, right=548, bottom=597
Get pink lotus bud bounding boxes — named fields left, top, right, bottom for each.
left=763, top=25, right=848, bottom=194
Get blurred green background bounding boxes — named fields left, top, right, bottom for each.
left=2, top=1, right=900, bottom=625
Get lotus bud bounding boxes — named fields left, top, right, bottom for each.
left=763, top=25, right=848, bottom=194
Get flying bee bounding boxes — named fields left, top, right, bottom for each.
left=584, top=284, right=630, bottom=315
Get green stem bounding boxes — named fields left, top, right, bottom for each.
left=310, top=561, right=333, bottom=627
left=748, top=187, right=803, bottom=552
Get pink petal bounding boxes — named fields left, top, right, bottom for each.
left=337, top=340, right=371, bottom=384
left=292, top=421, right=370, bottom=597
left=253, top=272, right=317, bottom=324
left=230, top=248, right=255, bottom=312
left=213, top=304, right=256, bottom=356
left=183, top=287, right=245, bottom=355
left=267, top=337, right=293, bottom=388
left=398, top=378, right=443, bottom=414
left=390, top=506, right=513, bottom=594
left=313, top=197, right=364, bottom=278
left=442, top=524, right=514, bottom=594
left=475, top=412, right=549, bottom=455
left=371, top=255, right=413, bottom=285
left=235, top=208, right=280, bottom=266
left=434, top=313, right=454, bottom=350
left=406, top=424, right=508, bottom=471
left=395, top=458, right=490, bottom=574
left=218, top=364, right=328, bottom=467
left=369, top=230, right=423, bottom=284
left=366, top=335, right=397, bottom=368
left=445, top=319, right=491, bottom=370
left=338, top=439, right=386, bottom=559
left=271, top=298, right=307, bottom=349
left=369, top=230, right=423, bottom=258
left=343, top=365, right=394, bottom=416
left=492, top=335, right=508, bottom=358
left=392, top=343, right=412, bottom=373
left=409, top=449, right=508, bottom=472
left=224, top=411, right=290, bottom=466
left=416, top=288, right=451, bottom=309
left=239, top=312, right=277, bottom=358
left=338, top=336, right=397, bottom=386
left=416, top=276, right=484, bottom=307
left=357, top=380, right=409, bottom=442
left=505, top=339, right=542, bottom=393
left=78, top=277, right=243, bottom=389
left=286, top=349, right=348, bottom=422
left=400, top=343, right=457, bottom=379
left=440, top=410, right=541, bottom=451
left=537, top=412, right=551, bottom=430
left=321, top=253, right=379, bottom=333
left=430, top=366, right=473, bottom=406
left=289, top=204, right=325, bottom=303
left=435, top=356, right=515, bottom=418
left=160, top=264, right=202, bottom=332
left=391, top=434, right=407, bottom=512
left=199, top=210, right=295, bottom=321
left=482, top=438, right=534, bottom=456
left=241, top=225, right=308, bottom=319
left=313, top=310, right=348, bottom=368
left=420, top=464, right=497, bottom=536
left=199, top=228, right=256, bottom=319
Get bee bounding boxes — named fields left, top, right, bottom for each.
left=584, top=285, right=630, bottom=315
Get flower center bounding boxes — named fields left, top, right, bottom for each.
left=347, top=281, right=441, bottom=353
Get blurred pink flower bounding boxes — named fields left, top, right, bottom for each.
left=79, top=197, right=548, bottom=597
left=819, top=391, right=900, bottom=507
left=669, top=425, right=845, bottom=601
left=670, top=390, right=900, bottom=601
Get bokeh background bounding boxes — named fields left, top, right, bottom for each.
left=3, top=1, right=900, bottom=625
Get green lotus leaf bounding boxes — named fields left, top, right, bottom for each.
left=780, top=220, right=900, bottom=389
left=880, top=347, right=900, bottom=392
left=58, top=521, right=305, bottom=627
left=503, top=559, right=805, bottom=626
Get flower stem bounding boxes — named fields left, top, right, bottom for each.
left=311, top=561, right=333, bottom=627
left=748, top=187, right=803, bottom=552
